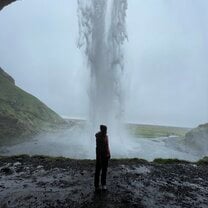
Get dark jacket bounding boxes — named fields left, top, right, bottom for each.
left=95, top=132, right=111, bottom=160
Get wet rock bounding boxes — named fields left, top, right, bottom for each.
left=13, top=162, right=21, bottom=166
left=0, top=184, right=5, bottom=189
left=0, top=203, right=8, bottom=208
left=0, top=156, right=208, bottom=208
left=0, top=167, right=14, bottom=175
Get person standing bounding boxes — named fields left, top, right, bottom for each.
left=94, top=125, right=111, bottom=192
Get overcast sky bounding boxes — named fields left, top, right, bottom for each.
left=0, top=0, right=208, bottom=127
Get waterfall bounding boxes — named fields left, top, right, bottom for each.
left=77, top=0, right=128, bottom=133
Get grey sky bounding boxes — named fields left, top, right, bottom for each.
left=0, top=0, right=207, bottom=127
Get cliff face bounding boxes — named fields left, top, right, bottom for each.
left=0, top=67, right=15, bottom=84
left=186, top=123, right=208, bottom=140
left=0, top=0, right=16, bottom=11
left=185, top=123, right=208, bottom=154
left=0, top=68, right=65, bottom=140
left=0, top=4, right=66, bottom=141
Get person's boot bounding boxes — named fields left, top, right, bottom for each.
left=102, top=185, right=107, bottom=191
left=95, top=186, right=101, bottom=193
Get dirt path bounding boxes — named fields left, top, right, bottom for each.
left=0, top=155, right=208, bottom=208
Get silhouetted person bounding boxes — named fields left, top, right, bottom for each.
left=94, top=125, right=111, bottom=192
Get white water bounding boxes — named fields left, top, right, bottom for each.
left=77, top=0, right=127, bottom=132
left=77, top=0, right=133, bottom=157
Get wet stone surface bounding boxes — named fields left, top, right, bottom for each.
left=0, top=155, right=208, bottom=208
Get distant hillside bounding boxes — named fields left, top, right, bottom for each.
left=127, top=123, right=190, bottom=138
left=0, top=67, right=65, bottom=141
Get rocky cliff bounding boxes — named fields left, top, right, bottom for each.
left=0, top=67, right=15, bottom=84
left=185, top=123, right=208, bottom=154
left=0, top=0, right=16, bottom=11
left=0, top=68, right=65, bottom=141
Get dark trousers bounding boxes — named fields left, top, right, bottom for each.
left=94, top=157, right=109, bottom=188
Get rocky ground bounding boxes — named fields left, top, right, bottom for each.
left=0, top=155, right=208, bottom=208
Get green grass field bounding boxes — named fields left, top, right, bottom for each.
left=64, top=119, right=191, bottom=139
left=126, top=123, right=191, bottom=138
left=67, top=119, right=191, bottom=139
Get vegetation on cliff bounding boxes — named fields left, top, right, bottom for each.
left=0, top=68, right=65, bottom=141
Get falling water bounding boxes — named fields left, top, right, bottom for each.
left=77, top=0, right=128, bottom=132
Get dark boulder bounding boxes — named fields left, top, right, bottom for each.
left=0, top=167, right=14, bottom=175
left=0, top=0, right=16, bottom=11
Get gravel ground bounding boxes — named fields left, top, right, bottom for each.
left=0, top=155, right=208, bottom=208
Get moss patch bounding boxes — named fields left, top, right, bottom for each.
left=153, top=158, right=190, bottom=164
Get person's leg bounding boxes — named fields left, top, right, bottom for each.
left=101, top=159, right=108, bottom=186
left=94, top=160, right=101, bottom=189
